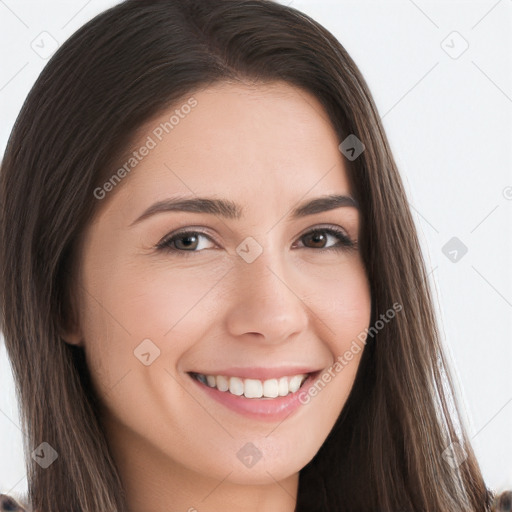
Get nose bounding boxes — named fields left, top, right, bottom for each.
left=223, top=246, right=309, bottom=344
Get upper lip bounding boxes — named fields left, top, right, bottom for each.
left=188, top=366, right=323, bottom=380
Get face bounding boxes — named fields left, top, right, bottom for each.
left=66, top=81, right=371, bottom=498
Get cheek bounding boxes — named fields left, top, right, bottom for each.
left=317, top=269, right=370, bottom=393
left=77, top=258, right=228, bottom=392
left=293, top=262, right=370, bottom=428
left=303, top=256, right=372, bottom=348
left=330, top=272, right=371, bottom=347
left=81, top=254, right=216, bottom=337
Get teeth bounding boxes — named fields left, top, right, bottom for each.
left=229, top=377, right=244, bottom=396
left=263, top=379, right=278, bottom=398
left=216, top=375, right=229, bottom=392
left=194, top=372, right=309, bottom=398
left=244, top=379, right=263, bottom=398
left=289, top=375, right=303, bottom=393
left=278, top=377, right=289, bottom=396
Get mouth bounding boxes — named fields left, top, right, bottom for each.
left=187, top=369, right=322, bottom=421
left=187, top=370, right=319, bottom=400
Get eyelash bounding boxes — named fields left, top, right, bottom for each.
left=155, top=225, right=357, bottom=256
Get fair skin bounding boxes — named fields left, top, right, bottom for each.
left=63, top=81, right=371, bottom=512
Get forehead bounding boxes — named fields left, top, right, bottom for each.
left=100, top=81, right=354, bottom=220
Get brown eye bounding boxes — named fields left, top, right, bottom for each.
left=298, top=227, right=356, bottom=252
left=173, top=233, right=199, bottom=250
left=303, top=231, right=329, bottom=249
left=157, top=230, right=216, bottom=254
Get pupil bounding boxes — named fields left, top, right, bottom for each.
left=310, top=232, right=325, bottom=247
left=178, top=235, right=197, bottom=249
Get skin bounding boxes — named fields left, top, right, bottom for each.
left=63, top=81, right=371, bottom=512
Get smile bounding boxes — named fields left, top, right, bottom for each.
left=190, top=372, right=309, bottom=399
left=187, top=369, right=322, bottom=422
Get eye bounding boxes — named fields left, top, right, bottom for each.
left=294, top=226, right=357, bottom=252
left=156, top=225, right=357, bottom=256
left=156, top=229, right=216, bottom=254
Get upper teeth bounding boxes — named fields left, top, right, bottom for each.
left=195, top=373, right=309, bottom=399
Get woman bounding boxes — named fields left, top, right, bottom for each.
left=0, top=0, right=509, bottom=510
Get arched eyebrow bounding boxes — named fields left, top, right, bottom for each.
left=129, top=193, right=359, bottom=227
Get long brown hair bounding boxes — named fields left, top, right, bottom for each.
left=0, top=0, right=506, bottom=510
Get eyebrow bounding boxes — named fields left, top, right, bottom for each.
left=129, top=193, right=359, bottom=227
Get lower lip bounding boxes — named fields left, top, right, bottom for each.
left=188, top=371, right=320, bottom=422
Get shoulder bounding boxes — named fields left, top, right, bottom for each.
left=0, top=494, right=28, bottom=512
left=491, top=489, right=512, bottom=512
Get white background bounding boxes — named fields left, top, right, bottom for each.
left=1, top=0, right=511, bottom=499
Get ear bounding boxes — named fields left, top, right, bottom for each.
left=58, top=316, right=84, bottom=347
left=58, top=279, right=85, bottom=346
left=60, top=328, right=84, bottom=347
